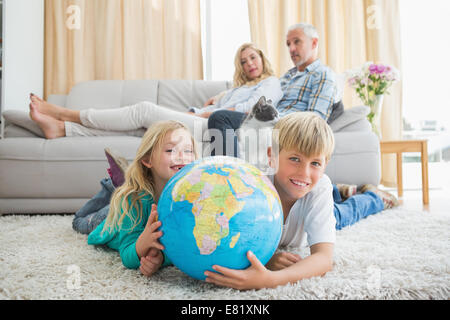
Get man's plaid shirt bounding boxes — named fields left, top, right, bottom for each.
left=277, top=59, right=337, bottom=121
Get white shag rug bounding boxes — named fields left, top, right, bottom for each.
left=0, top=208, right=449, bottom=300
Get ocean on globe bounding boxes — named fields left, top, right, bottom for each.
left=157, top=156, right=283, bottom=280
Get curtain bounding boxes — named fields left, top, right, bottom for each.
left=248, top=0, right=402, bottom=187
left=44, top=0, right=203, bottom=97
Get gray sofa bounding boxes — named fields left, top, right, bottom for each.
left=0, top=79, right=381, bottom=214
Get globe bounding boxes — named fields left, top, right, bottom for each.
left=157, top=156, right=283, bottom=280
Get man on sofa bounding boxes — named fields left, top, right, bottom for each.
left=207, top=22, right=339, bottom=157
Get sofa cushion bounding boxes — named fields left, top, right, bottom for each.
left=326, top=131, right=381, bottom=185
left=0, top=136, right=141, bottom=198
left=327, top=100, right=345, bottom=124
left=157, top=80, right=231, bottom=112
left=330, top=105, right=370, bottom=132
left=65, top=80, right=159, bottom=110
left=2, top=110, right=44, bottom=137
left=120, top=80, right=159, bottom=107
left=4, top=124, right=39, bottom=138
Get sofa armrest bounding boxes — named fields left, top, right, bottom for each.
left=337, top=118, right=372, bottom=132
left=326, top=131, right=381, bottom=186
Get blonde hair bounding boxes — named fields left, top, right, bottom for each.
left=273, top=112, right=335, bottom=161
left=233, top=43, right=275, bottom=87
left=102, top=120, right=198, bottom=233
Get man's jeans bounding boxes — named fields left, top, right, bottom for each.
left=333, top=185, right=384, bottom=230
left=72, top=178, right=115, bottom=234
left=207, top=109, right=246, bottom=157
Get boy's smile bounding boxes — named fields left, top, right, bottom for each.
left=270, top=148, right=326, bottom=206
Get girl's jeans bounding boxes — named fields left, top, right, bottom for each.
left=72, top=178, right=115, bottom=234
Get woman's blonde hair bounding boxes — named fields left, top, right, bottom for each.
left=233, top=43, right=275, bottom=87
left=102, top=120, right=198, bottom=233
left=273, top=112, right=335, bottom=161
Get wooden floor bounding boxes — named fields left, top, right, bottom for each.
left=383, top=187, right=449, bottom=213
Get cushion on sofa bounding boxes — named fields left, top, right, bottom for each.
left=2, top=110, right=44, bottom=137
left=157, top=80, right=231, bottom=112
left=0, top=136, right=141, bottom=199
left=65, top=80, right=159, bottom=110
left=330, top=105, right=370, bottom=132
left=327, top=100, right=345, bottom=124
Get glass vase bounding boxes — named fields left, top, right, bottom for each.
left=367, top=95, right=384, bottom=139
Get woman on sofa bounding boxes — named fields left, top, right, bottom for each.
left=28, top=43, right=283, bottom=140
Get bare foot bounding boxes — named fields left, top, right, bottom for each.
left=29, top=102, right=66, bottom=139
left=29, top=93, right=77, bottom=122
left=359, top=184, right=399, bottom=209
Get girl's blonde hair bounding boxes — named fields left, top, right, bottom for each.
left=233, top=43, right=275, bottom=87
left=273, top=112, right=335, bottom=161
left=102, top=120, right=197, bottom=233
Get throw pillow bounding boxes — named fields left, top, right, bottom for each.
left=329, top=105, right=370, bottom=132
left=327, top=100, right=345, bottom=124
left=2, top=110, right=45, bottom=137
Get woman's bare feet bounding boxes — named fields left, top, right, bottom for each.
left=29, top=102, right=66, bottom=139
left=29, top=93, right=81, bottom=123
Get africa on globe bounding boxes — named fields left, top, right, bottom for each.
left=157, top=156, right=283, bottom=280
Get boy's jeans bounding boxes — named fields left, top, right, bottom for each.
left=333, top=184, right=384, bottom=230
left=72, top=178, right=115, bottom=234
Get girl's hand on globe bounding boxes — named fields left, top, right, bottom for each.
left=266, top=252, right=302, bottom=271
left=204, top=251, right=275, bottom=290
left=136, top=204, right=165, bottom=259
left=139, top=248, right=163, bottom=277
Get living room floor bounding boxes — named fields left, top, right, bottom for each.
left=381, top=161, right=449, bottom=214
left=388, top=187, right=449, bottom=213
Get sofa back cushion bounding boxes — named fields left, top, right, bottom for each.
left=65, top=79, right=231, bottom=112
left=65, top=80, right=160, bottom=110
left=157, top=80, right=231, bottom=112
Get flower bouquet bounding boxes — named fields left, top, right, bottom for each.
left=347, top=62, right=400, bottom=138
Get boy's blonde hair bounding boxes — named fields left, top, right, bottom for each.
left=273, top=112, right=335, bottom=161
left=103, top=120, right=198, bottom=233
left=233, top=43, right=275, bottom=87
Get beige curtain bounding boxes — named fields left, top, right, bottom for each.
left=45, top=0, right=203, bottom=97
left=248, top=0, right=402, bottom=187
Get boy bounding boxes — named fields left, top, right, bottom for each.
left=204, top=112, right=336, bottom=290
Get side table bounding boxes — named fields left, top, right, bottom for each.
left=380, top=140, right=429, bottom=205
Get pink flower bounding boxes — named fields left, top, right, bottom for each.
left=369, top=64, right=388, bottom=75
left=369, top=64, right=378, bottom=74
left=377, top=64, right=387, bottom=74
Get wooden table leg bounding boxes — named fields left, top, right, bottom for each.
left=396, top=152, right=403, bottom=197
left=421, top=141, right=429, bottom=205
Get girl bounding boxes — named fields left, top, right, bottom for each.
left=28, top=43, right=282, bottom=140
left=87, top=120, right=198, bottom=277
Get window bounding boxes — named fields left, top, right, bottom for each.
left=201, top=0, right=251, bottom=81
left=399, top=0, right=450, bottom=190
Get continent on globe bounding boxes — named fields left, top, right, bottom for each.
left=173, top=167, right=256, bottom=255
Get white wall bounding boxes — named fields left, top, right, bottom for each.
left=1, top=0, right=44, bottom=112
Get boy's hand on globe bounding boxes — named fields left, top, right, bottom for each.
left=266, top=252, right=302, bottom=271
left=139, top=248, right=163, bottom=277
left=204, top=251, right=274, bottom=290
